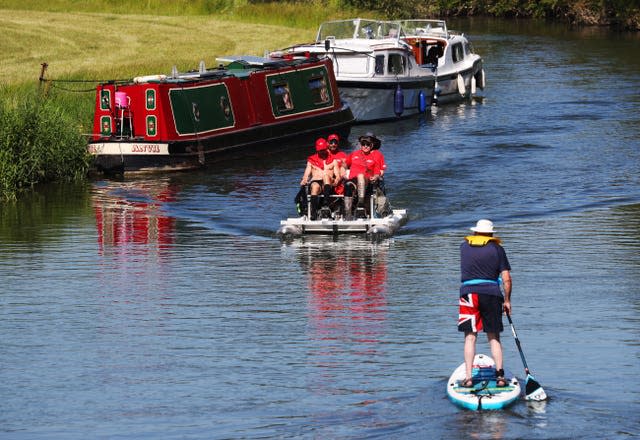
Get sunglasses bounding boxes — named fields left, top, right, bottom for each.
left=361, top=141, right=372, bottom=147
left=329, top=140, right=339, bottom=145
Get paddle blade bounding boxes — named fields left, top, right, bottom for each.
left=524, top=374, right=547, bottom=401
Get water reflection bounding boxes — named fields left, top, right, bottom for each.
left=92, top=178, right=178, bottom=255
left=285, top=239, right=389, bottom=396
left=297, top=240, right=388, bottom=343
left=454, top=411, right=506, bottom=440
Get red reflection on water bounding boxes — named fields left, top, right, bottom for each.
left=305, top=246, right=388, bottom=345
left=93, top=181, right=177, bottom=254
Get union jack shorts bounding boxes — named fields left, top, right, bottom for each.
left=458, top=293, right=504, bottom=333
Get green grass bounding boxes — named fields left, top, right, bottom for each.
left=0, top=85, right=90, bottom=200
left=0, top=9, right=322, bottom=85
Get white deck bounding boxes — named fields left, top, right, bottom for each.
left=277, top=209, right=407, bottom=237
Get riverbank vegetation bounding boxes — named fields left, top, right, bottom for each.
left=0, top=86, right=90, bottom=200
left=2, top=0, right=638, bottom=29
left=1, top=0, right=637, bottom=199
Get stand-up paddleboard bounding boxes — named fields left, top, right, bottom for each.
left=447, top=354, right=521, bottom=410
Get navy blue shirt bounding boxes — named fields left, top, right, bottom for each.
left=460, top=240, right=511, bottom=297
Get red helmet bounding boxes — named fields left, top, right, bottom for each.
left=315, top=138, right=328, bottom=151
left=327, top=133, right=340, bottom=143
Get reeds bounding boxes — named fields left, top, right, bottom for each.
left=0, top=86, right=90, bottom=200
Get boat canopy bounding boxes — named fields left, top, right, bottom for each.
left=399, top=19, right=449, bottom=38
left=316, top=19, right=403, bottom=43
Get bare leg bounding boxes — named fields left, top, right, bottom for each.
left=464, top=332, right=477, bottom=380
left=356, top=174, right=366, bottom=206
left=487, top=332, right=503, bottom=372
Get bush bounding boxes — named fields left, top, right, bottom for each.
left=0, top=87, right=91, bottom=200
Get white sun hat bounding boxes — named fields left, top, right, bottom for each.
left=470, top=219, right=496, bottom=233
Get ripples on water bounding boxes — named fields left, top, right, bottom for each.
left=1, top=20, right=640, bottom=440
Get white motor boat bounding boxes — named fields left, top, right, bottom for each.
left=277, top=191, right=408, bottom=239
left=400, top=19, right=485, bottom=105
left=272, top=18, right=436, bottom=122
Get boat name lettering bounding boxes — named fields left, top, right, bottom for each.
left=131, top=144, right=161, bottom=153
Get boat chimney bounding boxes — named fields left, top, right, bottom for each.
left=171, top=65, right=178, bottom=78
left=199, top=60, right=206, bottom=73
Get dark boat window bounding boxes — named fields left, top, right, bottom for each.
left=100, top=89, right=111, bottom=110
left=192, top=102, right=200, bottom=122
left=146, top=89, right=156, bottom=110
left=375, top=55, right=384, bottom=75
left=387, top=54, right=405, bottom=75
left=146, top=115, right=157, bottom=136
left=309, top=76, right=330, bottom=104
left=220, top=96, right=232, bottom=119
left=452, top=43, right=464, bottom=63
left=274, top=84, right=294, bottom=111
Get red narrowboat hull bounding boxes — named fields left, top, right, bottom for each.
left=89, top=57, right=354, bottom=174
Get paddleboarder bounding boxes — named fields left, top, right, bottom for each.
left=458, top=219, right=512, bottom=388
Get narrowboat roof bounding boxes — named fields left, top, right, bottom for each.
left=130, top=55, right=325, bottom=84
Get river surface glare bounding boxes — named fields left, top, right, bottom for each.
left=1, top=19, right=639, bottom=440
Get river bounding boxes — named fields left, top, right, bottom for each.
left=1, top=19, right=639, bottom=439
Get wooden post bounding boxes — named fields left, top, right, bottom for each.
left=39, top=62, right=51, bottom=96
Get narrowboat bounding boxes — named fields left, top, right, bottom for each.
left=88, top=56, right=354, bottom=174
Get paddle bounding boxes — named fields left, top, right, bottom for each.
left=506, top=312, right=548, bottom=401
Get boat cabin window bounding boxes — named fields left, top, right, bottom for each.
left=309, top=76, right=330, bottom=104
left=452, top=43, right=464, bottom=63
left=387, top=54, right=406, bottom=75
left=274, top=84, right=294, bottom=111
left=375, top=55, right=384, bottom=75
left=335, top=54, right=369, bottom=75
left=100, top=89, right=111, bottom=110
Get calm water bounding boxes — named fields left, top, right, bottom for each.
left=1, top=19, right=640, bottom=439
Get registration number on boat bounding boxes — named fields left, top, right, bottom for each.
left=87, top=142, right=169, bottom=155
left=131, top=144, right=162, bottom=153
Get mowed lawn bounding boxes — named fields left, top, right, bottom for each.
left=0, top=9, right=316, bottom=85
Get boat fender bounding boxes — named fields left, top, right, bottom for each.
left=394, top=84, right=404, bottom=117
left=457, top=74, right=466, bottom=97
left=471, top=75, right=477, bottom=95
left=418, top=90, right=427, bottom=113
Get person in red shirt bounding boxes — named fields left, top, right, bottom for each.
left=369, top=139, right=386, bottom=181
left=300, top=138, right=330, bottom=220
left=344, top=133, right=382, bottom=219
left=325, top=133, right=347, bottom=197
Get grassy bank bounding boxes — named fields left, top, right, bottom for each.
left=0, top=86, right=90, bottom=200
left=0, top=8, right=330, bottom=200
